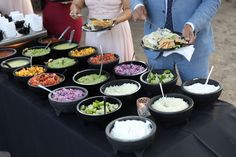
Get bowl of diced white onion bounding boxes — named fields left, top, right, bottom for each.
left=148, top=93, right=194, bottom=124
left=105, top=116, right=156, bottom=155
left=181, top=78, right=223, bottom=106
left=100, top=79, right=141, bottom=105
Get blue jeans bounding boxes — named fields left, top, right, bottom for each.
left=146, top=52, right=210, bottom=82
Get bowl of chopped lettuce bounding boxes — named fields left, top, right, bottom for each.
left=140, top=69, right=178, bottom=96
left=76, top=96, right=122, bottom=124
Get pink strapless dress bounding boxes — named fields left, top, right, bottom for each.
left=85, top=0, right=134, bottom=62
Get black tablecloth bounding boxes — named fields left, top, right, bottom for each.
left=0, top=72, right=236, bottom=157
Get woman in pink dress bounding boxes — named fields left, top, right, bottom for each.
left=0, top=0, right=33, bottom=15
left=70, top=0, right=134, bottom=62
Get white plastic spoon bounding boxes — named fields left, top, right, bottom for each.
left=205, top=66, right=214, bottom=85
left=159, top=83, right=165, bottom=98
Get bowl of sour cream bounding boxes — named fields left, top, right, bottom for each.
left=181, top=78, right=223, bottom=105
left=105, top=116, right=156, bottom=155
left=148, top=93, right=194, bottom=124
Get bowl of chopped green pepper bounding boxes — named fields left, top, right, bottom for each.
left=22, top=46, right=51, bottom=64
left=76, top=95, right=122, bottom=124
left=140, top=69, right=178, bottom=96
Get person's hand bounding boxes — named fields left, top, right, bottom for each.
left=182, top=24, right=195, bottom=44
left=60, top=1, right=72, bottom=5
left=70, top=3, right=81, bottom=20
left=132, top=5, right=147, bottom=22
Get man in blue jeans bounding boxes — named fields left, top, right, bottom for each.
left=130, top=0, right=221, bottom=82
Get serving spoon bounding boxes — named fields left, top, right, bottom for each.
left=99, top=45, right=104, bottom=78
left=130, top=52, right=136, bottom=67
left=159, top=83, right=165, bottom=98
left=68, top=29, right=75, bottom=44
left=37, top=84, right=57, bottom=95
left=45, top=41, right=52, bottom=49
left=3, top=62, right=11, bottom=68
left=205, top=65, right=214, bottom=85
left=58, top=26, right=71, bottom=40
left=103, top=96, right=107, bottom=115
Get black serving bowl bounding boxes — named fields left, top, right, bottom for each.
left=0, top=48, right=17, bottom=63
left=113, top=60, right=148, bottom=82
left=69, top=46, right=98, bottom=69
left=105, top=116, right=156, bottom=155
left=0, top=57, right=30, bottom=78
left=22, top=46, right=51, bottom=64
left=100, top=79, right=141, bottom=105
left=45, top=57, right=78, bottom=77
left=76, top=96, right=122, bottom=124
left=140, top=69, right=178, bottom=97
left=13, top=65, right=47, bottom=84
left=148, top=93, right=194, bottom=124
left=87, top=53, right=119, bottom=72
left=181, top=78, right=223, bottom=106
left=51, top=41, right=79, bottom=58
left=73, top=69, right=111, bottom=95
left=38, top=35, right=64, bottom=46
left=27, top=73, right=65, bottom=95
left=48, top=86, right=88, bottom=116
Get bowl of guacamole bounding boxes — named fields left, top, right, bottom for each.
left=52, top=41, right=78, bottom=57
left=73, top=69, right=110, bottom=95
left=22, top=46, right=51, bottom=64
left=46, top=57, right=77, bottom=76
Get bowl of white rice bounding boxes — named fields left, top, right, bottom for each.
left=181, top=78, right=223, bottom=106
left=105, top=116, right=156, bottom=155
left=148, top=93, right=194, bottom=124
left=100, top=79, right=141, bottom=104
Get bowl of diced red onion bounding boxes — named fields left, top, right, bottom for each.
left=113, top=60, right=148, bottom=82
left=48, top=86, right=88, bottom=116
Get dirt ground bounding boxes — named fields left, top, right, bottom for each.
left=131, top=1, right=236, bottom=106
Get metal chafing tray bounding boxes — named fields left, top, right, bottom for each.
left=0, top=29, right=47, bottom=47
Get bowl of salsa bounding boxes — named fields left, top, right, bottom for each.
left=0, top=48, right=17, bottom=63
left=28, top=72, right=65, bottom=95
left=87, top=53, right=119, bottom=72
left=38, top=35, right=64, bottom=45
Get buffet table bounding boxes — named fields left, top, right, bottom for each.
left=0, top=72, right=236, bottom=157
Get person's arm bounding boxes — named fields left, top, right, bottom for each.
left=130, top=0, right=147, bottom=21
left=70, top=0, right=85, bottom=19
left=130, top=0, right=144, bottom=11
left=187, top=0, right=221, bottom=32
left=113, top=0, right=132, bottom=24
left=182, top=0, right=220, bottom=44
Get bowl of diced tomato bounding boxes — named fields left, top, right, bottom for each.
left=87, top=53, right=119, bottom=72
left=28, top=73, right=65, bottom=96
